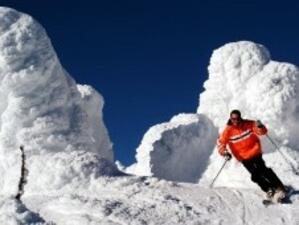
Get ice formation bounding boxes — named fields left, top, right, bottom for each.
left=0, top=7, right=114, bottom=196
left=127, top=113, right=218, bottom=182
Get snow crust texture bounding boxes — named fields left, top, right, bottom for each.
left=0, top=7, right=114, bottom=196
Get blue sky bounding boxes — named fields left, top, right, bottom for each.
left=2, top=0, right=299, bottom=166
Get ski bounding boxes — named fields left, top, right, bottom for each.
left=262, top=186, right=295, bottom=206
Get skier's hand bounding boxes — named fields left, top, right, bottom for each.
left=223, top=151, right=232, bottom=161
left=256, top=120, right=264, bottom=128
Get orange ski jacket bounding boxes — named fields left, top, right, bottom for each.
left=217, top=119, right=267, bottom=161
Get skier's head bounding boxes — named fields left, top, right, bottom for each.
left=229, top=109, right=242, bottom=126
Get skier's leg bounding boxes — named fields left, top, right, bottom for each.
left=242, top=155, right=271, bottom=192
left=254, top=156, right=285, bottom=190
left=254, top=156, right=287, bottom=202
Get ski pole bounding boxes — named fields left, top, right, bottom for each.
left=210, top=158, right=229, bottom=188
left=266, top=134, right=299, bottom=176
left=16, top=145, right=28, bottom=200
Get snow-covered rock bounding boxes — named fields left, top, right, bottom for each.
left=127, top=113, right=218, bottom=182
left=0, top=7, right=114, bottom=196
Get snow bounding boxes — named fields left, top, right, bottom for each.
left=1, top=6, right=299, bottom=225
left=22, top=176, right=299, bottom=225
left=127, top=113, right=218, bottom=182
left=0, top=6, right=114, bottom=197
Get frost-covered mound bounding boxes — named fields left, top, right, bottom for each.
left=26, top=151, right=123, bottom=196
left=0, top=7, right=114, bottom=196
left=127, top=114, right=218, bottom=182
left=198, top=41, right=299, bottom=188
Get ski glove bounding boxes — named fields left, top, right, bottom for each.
left=256, top=120, right=264, bottom=128
left=223, top=151, right=232, bottom=161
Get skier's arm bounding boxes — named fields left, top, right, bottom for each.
left=252, top=120, right=267, bottom=136
left=217, top=127, right=230, bottom=156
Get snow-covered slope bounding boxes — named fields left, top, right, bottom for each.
left=21, top=176, right=299, bottom=225
left=0, top=7, right=114, bottom=197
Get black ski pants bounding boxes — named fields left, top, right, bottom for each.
left=242, top=154, right=284, bottom=192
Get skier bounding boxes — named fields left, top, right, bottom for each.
left=217, top=109, right=286, bottom=203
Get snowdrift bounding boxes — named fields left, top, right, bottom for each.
left=127, top=114, right=218, bottom=182
left=0, top=7, right=115, bottom=196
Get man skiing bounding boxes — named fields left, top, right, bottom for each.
left=217, top=109, right=286, bottom=203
